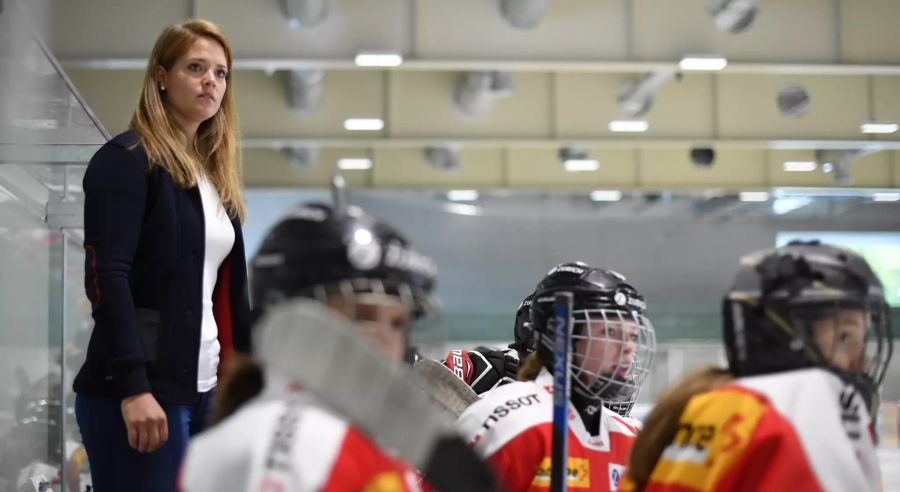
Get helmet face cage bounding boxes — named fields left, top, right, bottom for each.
left=541, top=307, right=656, bottom=404
left=787, top=298, right=893, bottom=399
left=603, top=397, right=638, bottom=418
left=307, top=277, right=440, bottom=326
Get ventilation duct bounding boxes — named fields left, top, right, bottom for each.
left=617, top=70, right=676, bottom=118
left=708, top=0, right=757, bottom=33
left=815, top=149, right=878, bottom=186
left=453, top=71, right=514, bottom=118
left=285, top=146, right=320, bottom=171
left=777, top=84, right=810, bottom=118
left=282, top=0, right=329, bottom=27
left=284, top=69, right=324, bottom=117
left=424, top=145, right=461, bottom=172
left=499, top=0, right=550, bottom=29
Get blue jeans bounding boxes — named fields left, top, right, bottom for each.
left=75, top=390, right=215, bottom=492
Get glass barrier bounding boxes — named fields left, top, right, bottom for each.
left=1, top=1, right=104, bottom=489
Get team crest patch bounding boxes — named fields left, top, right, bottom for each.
left=609, top=463, right=625, bottom=490
left=532, top=457, right=590, bottom=488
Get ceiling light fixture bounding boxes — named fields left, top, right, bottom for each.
left=564, top=159, right=600, bottom=172
left=679, top=55, right=728, bottom=71
left=783, top=161, right=817, bottom=172
left=860, top=121, right=899, bottom=134
left=354, top=52, right=404, bottom=67
left=343, top=118, right=384, bottom=131
left=608, top=119, right=649, bottom=132
left=337, top=158, right=372, bottom=170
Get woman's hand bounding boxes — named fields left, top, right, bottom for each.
left=121, top=392, right=168, bottom=452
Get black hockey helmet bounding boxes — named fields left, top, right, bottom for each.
left=530, top=261, right=656, bottom=406
left=251, top=203, right=439, bottom=324
left=722, top=240, right=893, bottom=412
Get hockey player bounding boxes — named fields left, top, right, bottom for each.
left=622, top=241, right=893, bottom=492
left=179, top=202, right=489, bottom=491
left=456, top=261, right=657, bottom=491
left=445, top=276, right=645, bottom=418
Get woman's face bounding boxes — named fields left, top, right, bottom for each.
left=812, top=309, right=867, bottom=373
left=156, top=36, right=228, bottom=134
left=573, top=317, right=639, bottom=382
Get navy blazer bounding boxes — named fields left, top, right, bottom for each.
left=74, top=131, right=251, bottom=404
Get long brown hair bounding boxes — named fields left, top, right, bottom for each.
left=517, top=351, right=545, bottom=381
left=625, top=367, right=734, bottom=491
left=212, top=354, right=265, bottom=424
left=131, top=19, right=246, bottom=222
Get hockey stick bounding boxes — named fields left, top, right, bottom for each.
left=551, top=292, right=574, bottom=492
left=255, top=298, right=497, bottom=491
left=413, top=358, right=479, bottom=417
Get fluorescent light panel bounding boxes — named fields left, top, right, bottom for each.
left=679, top=56, right=728, bottom=71
left=564, top=159, right=600, bottom=172
left=783, top=161, right=817, bottom=172
left=354, top=52, right=404, bottom=67
left=740, top=191, right=770, bottom=202
left=446, top=189, right=479, bottom=201
left=337, top=158, right=372, bottom=170
left=590, top=190, right=622, bottom=202
left=608, top=120, right=649, bottom=132
left=860, top=121, right=899, bottom=134
left=343, top=118, right=384, bottom=131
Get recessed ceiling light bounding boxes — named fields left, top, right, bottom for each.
left=564, top=159, right=600, bottom=172
left=337, top=158, right=372, bottom=170
left=783, top=161, right=817, bottom=172
left=343, top=118, right=384, bottom=131
left=354, top=52, right=404, bottom=67
left=860, top=121, right=899, bottom=134
left=679, top=56, right=728, bottom=71
left=608, top=120, right=649, bottom=132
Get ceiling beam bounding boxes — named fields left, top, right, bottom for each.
left=240, top=137, right=900, bottom=150
left=58, top=57, right=900, bottom=76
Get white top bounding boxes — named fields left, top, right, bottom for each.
left=196, top=174, right=234, bottom=392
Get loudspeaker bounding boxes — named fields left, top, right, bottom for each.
left=690, top=147, right=715, bottom=168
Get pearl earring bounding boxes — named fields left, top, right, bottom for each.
left=160, top=85, right=166, bottom=91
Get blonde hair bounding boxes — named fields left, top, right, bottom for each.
left=131, top=19, right=246, bottom=222
left=625, top=367, right=734, bottom=491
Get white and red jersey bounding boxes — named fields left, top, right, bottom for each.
left=457, top=368, right=641, bottom=491
left=179, top=386, right=420, bottom=492
left=621, top=368, right=881, bottom=492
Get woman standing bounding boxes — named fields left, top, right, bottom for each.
left=73, top=19, right=250, bottom=491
